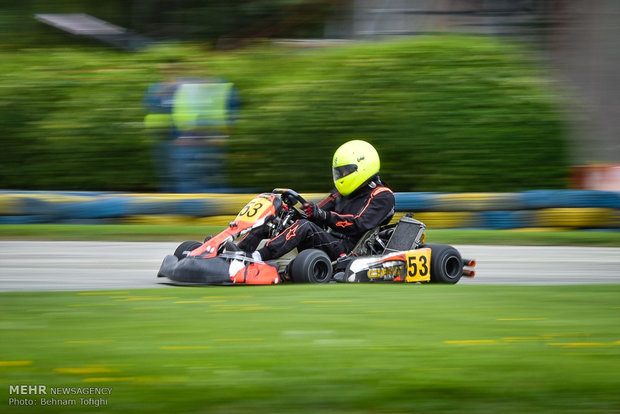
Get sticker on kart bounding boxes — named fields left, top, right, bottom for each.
left=235, top=195, right=276, bottom=223
left=347, top=249, right=431, bottom=283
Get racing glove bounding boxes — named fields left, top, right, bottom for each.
left=302, top=202, right=328, bottom=224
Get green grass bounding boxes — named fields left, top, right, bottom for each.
left=1, top=285, right=619, bottom=413
left=1, top=224, right=620, bottom=246
left=428, top=228, right=620, bottom=247
left=0, top=224, right=224, bottom=242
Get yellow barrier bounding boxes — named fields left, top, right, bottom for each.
left=123, top=215, right=237, bottom=227
left=533, top=208, right=619, bottom=228
left=411, top=212, right=476, bottom=229
left=0, top=195, right=22, bottom=215
left=434, top=193, right=520, bottom=211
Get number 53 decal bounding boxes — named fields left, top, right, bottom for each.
left=405, top=249, right=431, bottom=283
left=235, top=197, right=273, bottom=222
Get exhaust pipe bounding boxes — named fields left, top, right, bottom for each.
left=462, top=268, right=475, bottom=278
left=462, top=258, right=476, bottom=268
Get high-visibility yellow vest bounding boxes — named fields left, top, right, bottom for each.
left=144, top=113, right=173, bottom=129
left=172, top=82, right=234, bottom=131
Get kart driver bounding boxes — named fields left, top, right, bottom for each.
left=239, top=140, right=395, bottom=262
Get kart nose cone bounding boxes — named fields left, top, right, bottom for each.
left=158, top=255, right=232, bottom=285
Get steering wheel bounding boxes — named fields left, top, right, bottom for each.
left=276, top=189, right=306, bottom=206
left=273, top=188, right=307, bottom=219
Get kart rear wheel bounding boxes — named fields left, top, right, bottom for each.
left=174, top=241, right=202, bottom=260
left=290, top=249, right=333, bottom=284
left=425, top=243, right=463, bottom=284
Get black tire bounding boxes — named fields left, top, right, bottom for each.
left=424, top=243, right=463, bottom=284
left=174, top=241, right=203, bottom=260
left=289, top=249, right=333, bottom=284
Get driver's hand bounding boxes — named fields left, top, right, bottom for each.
left=302, top=202, right=328, bottom=224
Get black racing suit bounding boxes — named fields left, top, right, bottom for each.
left=240, top=178, right=395, bottom=261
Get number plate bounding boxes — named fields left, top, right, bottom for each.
left=405, top=248, right=431, bottom=283
left=235, top=196, right=273, bottom=222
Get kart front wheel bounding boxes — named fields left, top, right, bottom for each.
left=425, top=243, right=463, bottom=284
left=174, top=241, right=202, bottom=260
left=290, top=249, right=333, bottom=284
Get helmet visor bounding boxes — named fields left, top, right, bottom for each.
left=333, top=164, right=358, bottom=181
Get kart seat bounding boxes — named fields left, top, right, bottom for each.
left=349, top=214, right=426, bottom=257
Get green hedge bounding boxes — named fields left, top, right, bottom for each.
left=0, top=48, right=163, bottom=191
left=219, top=37, right=569, bottom=192
left=0, top=36, right=569, bottom=192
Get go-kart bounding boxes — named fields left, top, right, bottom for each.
left=156, top=189, right=475, bottom=285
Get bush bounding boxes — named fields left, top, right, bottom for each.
left=219, top=37, right=569, bottom=192
left=0, top=36, right=569, bottom=192
left=0, top=47, right=165, bottom=191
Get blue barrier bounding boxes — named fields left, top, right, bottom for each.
left=521, top=190, right=620, bottom=209
left=394, top=192, right=441, bottom=211
left=478, top=210, right=535, bottom=229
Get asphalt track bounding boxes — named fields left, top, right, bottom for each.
left=0, top=241, right=619, bottom=292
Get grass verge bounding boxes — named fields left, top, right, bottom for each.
left=1, top=284, right=619, bottom=413
left=1, top=224, right=620, bottom=246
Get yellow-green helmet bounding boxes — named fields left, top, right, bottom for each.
left=332, top=140, right=380, bottom=196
